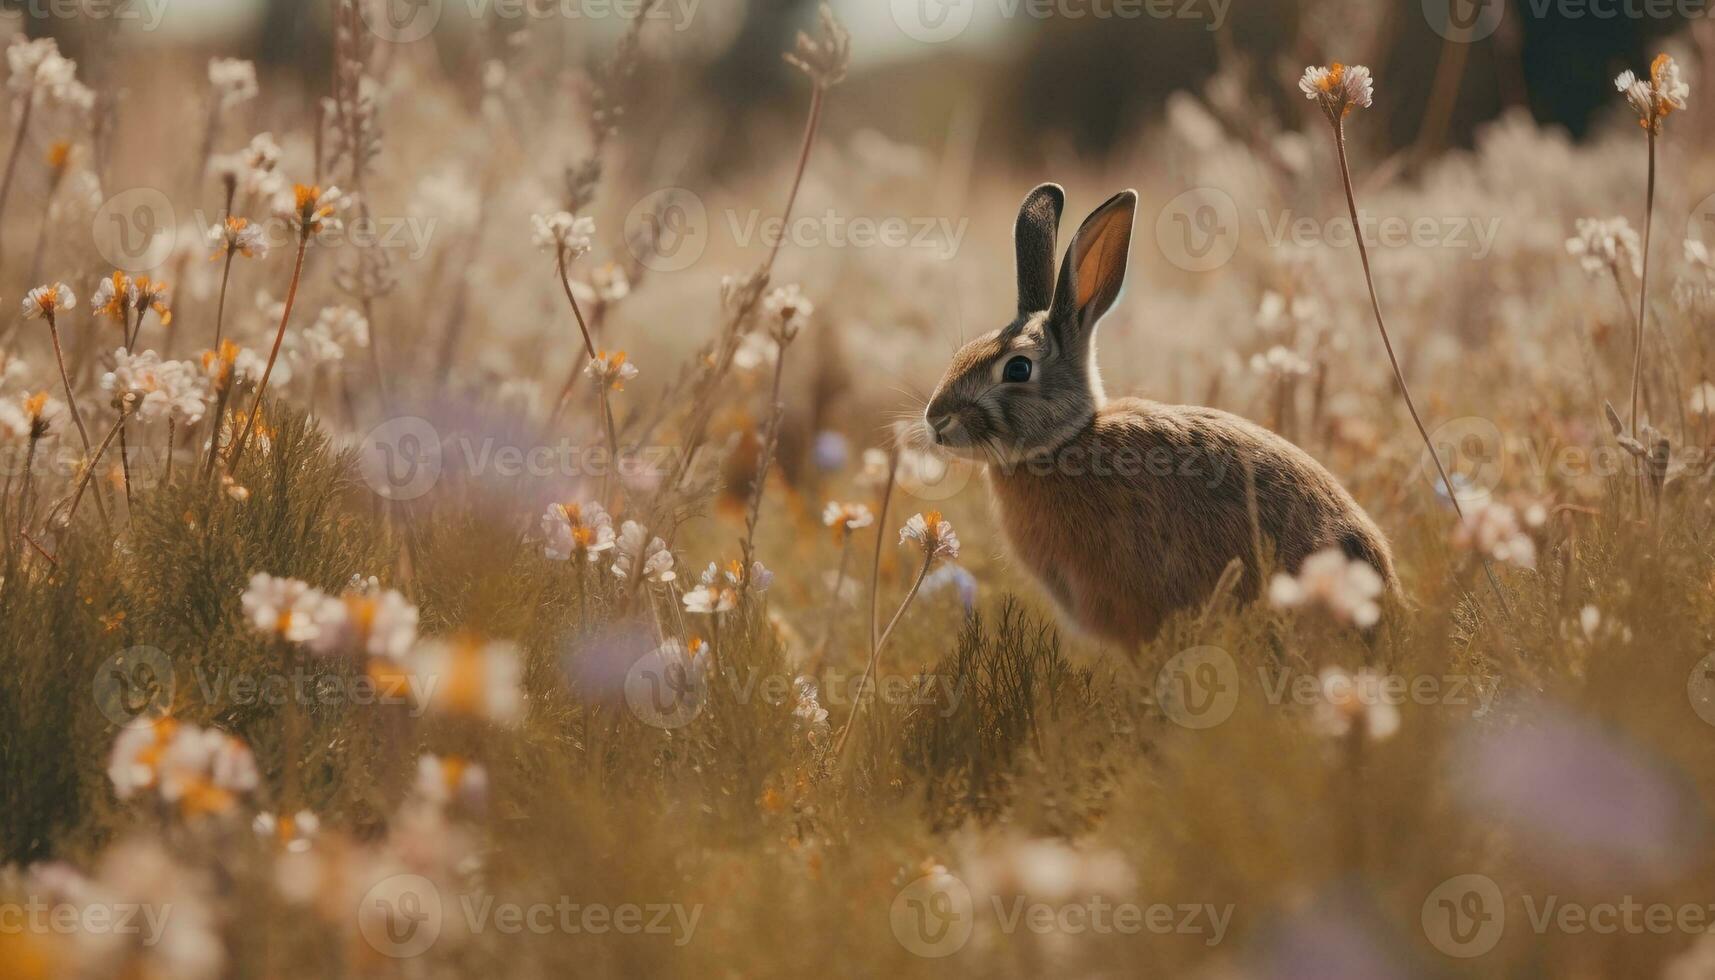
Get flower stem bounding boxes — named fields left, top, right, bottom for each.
left=0, top=94, right=35, bottom=276
left=554, top=248, right=622, bottom=505
left=833, top=551, right=933, bottom=760
left=229, top=231, right=310, bottom=470
left=1629, top=128, right=1658, bottom=514
left=1331, top=122, right=1512, bottom=619
left=64, top=407, right=130, bottom=525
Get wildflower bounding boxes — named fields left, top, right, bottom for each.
left=921, top=563, right=979, bottom=613
left=6, top=37, right=89, bottom=108
left=1452, top=500, right=1537, bottom=569
left=1566, top=217, right=1642, bottom=279
left=1249, top=345, right=1312, bottom=377
left=762, top=283, right=813, bottom=340
left=415, top=754, right=489, bottom=810
left=91, top=271, right=135, bottom=322
left=585, top=350, right=638, bottom=392
left=612, top=521, right=676, bottom=583
left=793, top=676, right=830, bottom=730
left=309, top=587, right=418, bottom=660
left=412, top=638, right=524, bottom=725
left=240, top=573, right=328, bottom=644
left=782, top=2, right=851, bottom=88
left=0, top=390, right=58, bottom=441
left=589, top=261, right=630, bottom=302
left=822, top=501, right=875, bottom=540
left=542, top=501, right=617, bottom=562
left=208, top=216, right=270, bottom=260
left=208, top=57, right=258, bottom=109
left=132, top=277, right=172, bottom=328
left=749, top=560, right=775, bottom=591
left=1311, top=667, right=1401, bottom=741
left=1580, top=604, right=1602, bottom=640
left=253, top=810, right=319, bottom=853
left=1690, top=383, right=1715, bottom=417
left=299, top=306, right=369, bottom=364
left=21, top=282, right=74, bottom=320
left=107, top=716, right=180, bottom=800
left=275, top=184, right=346, bottom=237
left=1616, top=54, right=1690, bottom=133
left=813, top=430, right=850, bottom=471
left=732, top=330, right=780, bottom=372
left=531, top=211, right=595, bottom=257
left=1298, top=63, right=1374, bottom=124
left=1268, top=548, right=1385, bottom=627
left=684, top=575, right=738, bottom=614
left=900, top=511, right=960, bottom=561
left=101, top=348, right=211, bottom=425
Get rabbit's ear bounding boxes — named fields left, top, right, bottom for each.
left=1015, top=183, right=1065, bottom=316
left=1050, top=190, right=1137, bottom=345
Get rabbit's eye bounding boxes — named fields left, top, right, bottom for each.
left=1002, top=355, right=1033, bottom=383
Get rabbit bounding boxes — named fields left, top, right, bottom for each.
left=922, top=184, right=1396, bottom=647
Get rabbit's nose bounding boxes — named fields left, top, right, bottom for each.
left=926, top=409, right=954, bottom=444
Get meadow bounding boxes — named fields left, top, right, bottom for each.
left=2, top=3, right=1715, bottom=977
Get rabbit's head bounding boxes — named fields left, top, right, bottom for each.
left=925, top=184, right=1137, bottom=462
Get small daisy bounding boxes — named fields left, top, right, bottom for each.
left=683, top=581, right=738, bottom=615
left=532, top=211, right=595, bottom=257
left=542, top=501, right=617, bottom=562
left=253, top=810, right=320, bottom=853
left=209, top=216, right=270, bottom=260
left=612, top=521, right=676, bottom=584
left=762, top=283, right=813, bottom=340
left=585, top=350, right=638, bottom=392
left=416, top=753, right=490, bottom=810
left=1566, top=217, right=1642, bottom=279
left=208, top=57, right=258, bottom=109
left=412, top=638, right=524, bottom=725
left=822, top=501, right=875, bottom=541
left=240, top=573, right=328, bottom=644
left=1249, top=346, right=1312, bottom=378
left=308, top=587, right=418, bottom=660
left=1311, top=667, right=1401, bottom=741
left=91, top=272, right=136, bottom=322
left=1268, top=548, right=1385, bottom=628
left=275, top=184, right=346, bottom=236
left=900, top=511, right=960, bottom=561
left=1452, top=500, right=1537, bottom=569
left=1616, top=53, right=1690, bottom=133
left=132, top=276, right=172, bottom=328
left=1298, top=63, right=1374, bottom=124
left=21, top=282, right=74, bottom=321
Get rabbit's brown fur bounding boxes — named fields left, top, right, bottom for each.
left=987, top=398, right=1395, bottom=645
left=925, top=184, right=1396, bottom=647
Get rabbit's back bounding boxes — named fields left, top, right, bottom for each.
left=988, top=397, right=1395, bottom=645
